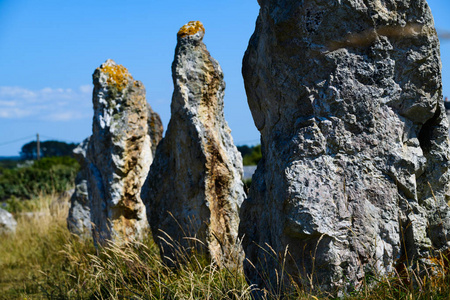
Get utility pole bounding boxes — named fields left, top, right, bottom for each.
left=36, top=133, right=40, bottom=160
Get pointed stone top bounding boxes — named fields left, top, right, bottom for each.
left=177, top=21, right=205, bottom=42
left=96, top=59, right=133, bottom=92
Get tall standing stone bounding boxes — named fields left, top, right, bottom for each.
left=240, top=0, right=450, bottom=294
left=87, top=59, right=153, bottom=244
left=67, top=138, right=91, bottom=238
left=147, top=103, right=163, bottom=158
left=141, top=21, right=245, bottom=268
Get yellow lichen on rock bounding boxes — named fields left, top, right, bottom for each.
left=178, top=21, right=205, bottom=38
left=99, top=62, right=133, bottom=92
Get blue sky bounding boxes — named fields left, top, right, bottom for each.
left=0, top=0, right=449, bottom=156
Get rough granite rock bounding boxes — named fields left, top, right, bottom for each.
left=141, top=21, right=245, bottom=268
left=67, top=137, right=91, bottom=238
left=240, top=0, right=450, bottom=294
left=87, top=59, right=153, bottom=245
left=147, top=103, right=163, bottom=157
left=0, top=207, right=17, bottom=235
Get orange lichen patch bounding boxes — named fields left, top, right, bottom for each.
left=100, top=63, right=133, bottom=92
left=177, top=21, right=205, bottom=38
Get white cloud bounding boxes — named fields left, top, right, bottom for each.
left=47, top=111, right=90, bottom=121
left=0, top=85, right=92, bottom=121
left=0, top=86, right=37, bottom=99
left=0, top=108, right=33, bottom=118
left=0, top=100, right=17, bottom=107
left=79, top=84, right=93, bottom=94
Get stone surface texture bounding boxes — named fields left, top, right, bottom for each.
left=147, top=103, right=164, bottom=158
left=67, top=137, right=91, bottom=238
left=240, top=0, right=450, bottom=294
left=0, top=207, right=17, bottom=235
left=86, top=59, right=153, bottom=244
left=142, top=21, right=245, bottom=268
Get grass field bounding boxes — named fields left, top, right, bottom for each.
left=1, top=194, right=450, bottom=299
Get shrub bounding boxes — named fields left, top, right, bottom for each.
left=0, top=160, right=20, bottom=170
left=241, top=145, right=262, bottom=166
left=0, top=156, right=79, bottom=201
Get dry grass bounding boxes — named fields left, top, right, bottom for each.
left=0, top=195, right=252, bottom=299
left=1, top=194, right=450, bottom=299
left=0, top=193, right=73, bottom=299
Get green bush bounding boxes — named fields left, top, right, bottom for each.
left=32, top=156, right=79, bottom=170
left=0, top=160, right=20, bottom=170
left=0, top=156, right=79, bottom=201
left=242, top=144, right=262, bottom=166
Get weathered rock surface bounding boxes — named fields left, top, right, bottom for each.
left=0, top=207, right=17, bottom=235
left=67, top=138, right=91, bottom=238
left=141, top=21, right=245, bottom=268
left=240, top=0, right=450, bottom=294
left=86, top=59, right=154, bottom=244
left=147, top=103, right=163, bottom=157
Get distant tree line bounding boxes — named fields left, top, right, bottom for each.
left=18, top=140, right=261, bottom=165
left=20, top=140, right=77, bottom=160
left=237, top=145, right=262, bottom=166
left=0, top=140, right=80, bottom=202
left=0, top=140, right=260, bottom=202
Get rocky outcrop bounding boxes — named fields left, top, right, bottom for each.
left=141, top=21, right=245, bottom=268
left=240, top=0, right=450, bottom=294
left=0, top=207, right=17, bottom=235
left=147, top=103, right=163, bottom=157
left=67, top=138, right=91, bottom=238
left=86, top=59, right=154, bottom=245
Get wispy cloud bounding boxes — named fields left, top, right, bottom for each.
left=79, top=85, right=92, bottom=94
left=0, top=85, right=93, bottom=121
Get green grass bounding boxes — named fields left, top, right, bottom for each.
left=1, top=194, right=450, bottom=299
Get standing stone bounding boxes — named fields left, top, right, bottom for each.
left=240, top=0, right=450, bottom=294
left=87, top=59, right=153, bottom=245
left=67, top=137, right=91, bottom=238
left=0, top=207, right=17, bottom=235
left=67, top=107, right=162, bottom=240
left=141, top=21, right=245, bottom=268
left=147, top=103, right=163, bottom=157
